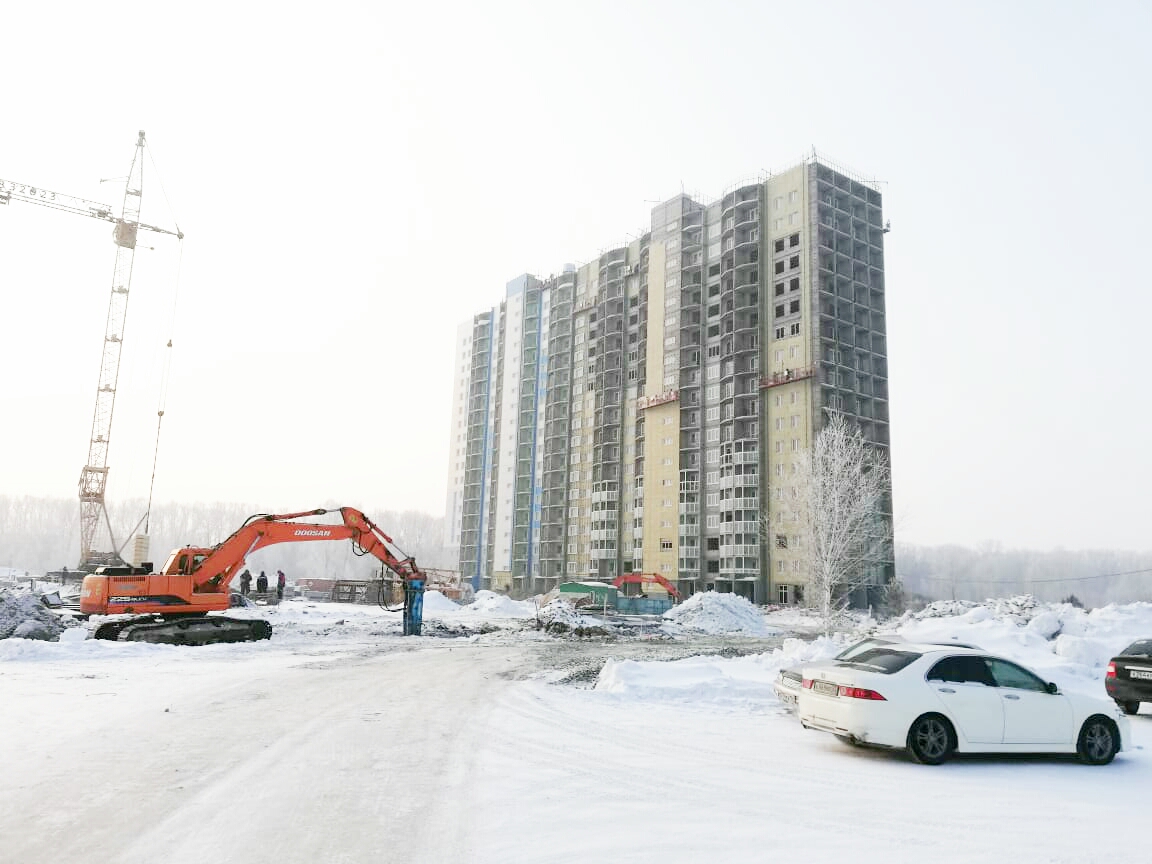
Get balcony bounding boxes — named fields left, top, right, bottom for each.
left=721, top=520, right=759, bottom=536
left=719, top=473, right=758, bottom=490
left=719, top=495, right=758, bottom=512
left=720, top=544, right=759, bottom=557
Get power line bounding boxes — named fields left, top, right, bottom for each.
left=913, top=567, right=1152, bottom=585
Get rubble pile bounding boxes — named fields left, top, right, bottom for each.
left=536, top=598, right=608, bottom=636
left=0, top=590, right=71, bottom=641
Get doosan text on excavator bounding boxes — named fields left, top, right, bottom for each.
left=79, top=507, right=426, bottom=645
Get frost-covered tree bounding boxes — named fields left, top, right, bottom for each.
left=768, top=413, right=892, bottom=633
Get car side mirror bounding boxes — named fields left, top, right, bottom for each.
left=1045, top=682, right=1059, bottom=695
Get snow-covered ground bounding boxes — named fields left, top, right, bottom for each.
left=1, top=593, right=1149, bottom=863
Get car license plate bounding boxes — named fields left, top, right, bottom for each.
left=1130, top=670, right=1152, bottom=680
left=813, top=680, right=838, bottom=696
left=780, top=692, right=797, bottom=705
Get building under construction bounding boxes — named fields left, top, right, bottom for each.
left=444, top=154, right=894, bottom=605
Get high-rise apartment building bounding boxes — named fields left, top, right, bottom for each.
left=444, top=155, right=893, bottom=604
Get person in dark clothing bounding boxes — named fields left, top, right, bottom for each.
left=256, top=571, right=268, bottom=593
left=276, top=570, right=286, bottom=600
left=240, top=569, right=252, bottom=596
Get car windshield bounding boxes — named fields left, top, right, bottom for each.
left=837, top=648, right=921, bottom=674
left=835, top=638, right=893, bottom=661
left=1121, top=640, right=1152, bottom=657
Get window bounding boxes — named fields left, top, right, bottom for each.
left=790, top=323, right=801, bottom=335
left=706, top=385, right=720, bottom=400
left=774, top=239, right=785, bottom=252
left=774, top=196, right=783, bottom=211
left=986, top=658, right=1048, bottom=692
left=706, top=492, right=719, bottom=506
left=708, top=345, right=721, bottom=358
left=660, top=539, right=673, bottom=551
left=663, top=436, right=673, bottom=445
left=791, top=438, right=799, bottom=451
left=706, top=448, right=719, bottom=464
left=706, top=428, right=720, bottom=442
left=775, top=282, right=785, bottom=296
left=775, top=440, right=782, bottom=453
left=788, top=211, right=798, bottom=225
left=775, top=261, right=785, bottom=274
left=778, top=584, right=792, bottom=604
left=774, top=326, right=785, bottom=339
left=707, top=514, right=719, bottom=528
left=789, top=255, right=799, bottom=269
left=789, top=233, right=800, bottom=247
left=790, top=391, right=798, bottom=404
left=663, top=416, right=674, bottom=425
left=775, top=304, right=785, bottom=318
left=926, top=656, right=996, bottom=686
left=789, top=190, right=798, bottom=203
left=706, top=407, right=720, bottom=421
left=789, top=278, right=799, bottom=292
left=662, top=478, right=674, bottom=487
left=775, top=534, right=787, bottom=548
left=662, top=457, right=673, bottom=466
left=706, top=471, right=719, bottom=484
left=791, top=415, right=799, bottom=428
left=790, top=346, right=798, bottom=359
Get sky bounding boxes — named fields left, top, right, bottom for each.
left=2, top=1, right=1149, bottom=552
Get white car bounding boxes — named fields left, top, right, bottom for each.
left=774, top=636, right=980, bottom=710
left=797, top=643, right=1129, bottom=765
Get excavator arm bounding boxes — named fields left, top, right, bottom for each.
left=184, top=508, right=422, bottom=593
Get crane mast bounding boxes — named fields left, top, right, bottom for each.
left=2, top=130, right=181, bottom=569
left=78, top=131, right=147, bottom=568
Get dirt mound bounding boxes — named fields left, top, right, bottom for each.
left=0, top=590, right=70, bottom=641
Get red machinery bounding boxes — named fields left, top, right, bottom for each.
left=80, top=507, right=423, bottom=643
left=612, top=572, right=681, bottom=600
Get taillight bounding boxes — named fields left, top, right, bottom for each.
left=801, top=678, right=813, bottom=689
left=1106, top=663, right=1116, bottom=679
left=838, top=685, right=886, bottom=700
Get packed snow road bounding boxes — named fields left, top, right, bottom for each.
left=2, top=594, right=1150, bottom=863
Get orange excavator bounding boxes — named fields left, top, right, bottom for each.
left=80, top=507, right=426, bottom=644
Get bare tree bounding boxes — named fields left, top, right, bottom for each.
left=767, top=413, right=892, bottom=633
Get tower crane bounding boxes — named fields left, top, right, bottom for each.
left=1, top=130, right=183, bottom=569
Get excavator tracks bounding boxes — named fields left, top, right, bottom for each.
left=93, top=615, right=273, bottom=645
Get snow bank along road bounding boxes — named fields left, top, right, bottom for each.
left=2, top=602, right=1150, bottom=864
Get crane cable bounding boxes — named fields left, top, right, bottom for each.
left=143, top=140, right=184, bottom=535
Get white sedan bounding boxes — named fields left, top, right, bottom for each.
left=797, top=644, right=1129, bottom=765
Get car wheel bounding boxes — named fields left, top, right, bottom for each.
left=907, top=714, right=955, bottom=765
left=834, top=734, right=858, bottom=747
left=1077, top=716, right=1119, bottom=765
left=1116, top=700, right=1140, bottom=716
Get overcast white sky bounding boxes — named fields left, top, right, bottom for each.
left=2, top=1, right=1149, bottom=552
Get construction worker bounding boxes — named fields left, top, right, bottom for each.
left=276, top=570, right=286, bottom=600
left=240, top=569, right=252, bottom=596
left=256, top=571, right=268, bottom=593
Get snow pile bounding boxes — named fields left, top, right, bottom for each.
left=462, top=590, right=536, bottom=618
left=895, top=594, right=1054, bottom=625
left=594, top=636, right=842, bottom=707
left=420, top=590, right=463, bottom=615
left=537, top=598, right=605, bottom=634
left=0, top=590, right=71, bottom=641
left=663, top=591, right=777, bottom=636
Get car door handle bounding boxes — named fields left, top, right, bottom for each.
left=937, top=687, right=955, bottom=693
left=1002, top=694, right=1020, bottom=700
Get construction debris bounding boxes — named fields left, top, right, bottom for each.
left=0, top=590, right=73, bottom=641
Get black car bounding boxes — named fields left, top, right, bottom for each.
left=1105, top=638, right=1152, bottom=715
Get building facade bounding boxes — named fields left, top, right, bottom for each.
left=444, top=156, right=893, bottom=603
